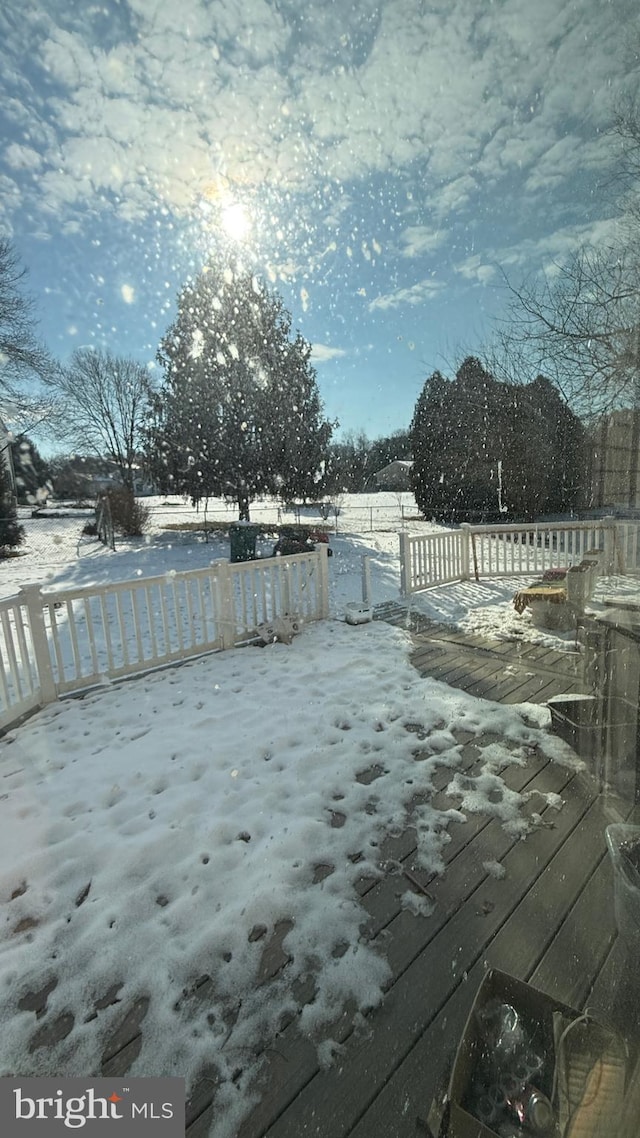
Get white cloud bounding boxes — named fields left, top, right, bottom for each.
left=430, top=176, right=479, bottom=221
left=0, top=0, right=635, bottom=342
left=4, top=143, right=42, bottom=171
left=2, top=0, right=629, bottom=233
left=455, top=255, right=497, bottom=285
left=504, top=215, right=623, bottom=270
left=311, top=344, right=347, bottom=362
left=369, top=279, right=445, bottom=312
left=399, top=226, right=445, bottom=259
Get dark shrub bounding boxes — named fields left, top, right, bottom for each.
left=107, top=486, right=151, bottom=536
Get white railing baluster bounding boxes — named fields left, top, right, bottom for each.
left=0, top=651, right=10, bottom=710
left=114, top=590, right=130, bottom=668
left=170, top=579, right=184, bottom=656
left=129, top=589, right=142, bottom=662
left=158, top=581, right=172, bottom=654
left=1, top=610, right=23, bottom=702
left=65, top=599, right=83, bottom=680
left=0, top=550, right=321, bottom=730
left=13, top=606, right=35, bottom=696
left=84, top=596, right=100, bottom=676
left=99, top=593, right=116, bottom=675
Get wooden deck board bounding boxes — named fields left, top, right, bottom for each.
left=344, top=789, right=630, bottom=1138
left=228, top=765, right=600, bottom=1138
left=403, top=612, right=585, bottom=706
left=257, top=775, right=608, bottom=1138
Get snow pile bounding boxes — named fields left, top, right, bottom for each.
left=0, top=618, right=580, bottom=1132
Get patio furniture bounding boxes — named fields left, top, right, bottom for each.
left=513, top=582, right=567, bottom=616
left=513, top=557, right=601, bottom=630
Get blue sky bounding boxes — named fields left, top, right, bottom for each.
left=1, top=0, right=638, bottom=443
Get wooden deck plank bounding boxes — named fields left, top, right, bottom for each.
left=586, top=932, right=640, bottom=1047
left=361, top=754, right=562, bottom=948
left=345, top=786, right=619, bottom=1138
left=529, top=852, right=617, bottom=1009
left=418, top=654, right=499, bottom=690
left=238, top=770, right=597, bottom=1138
left=204, top=586, right=600, bottom=1137
left=500, top=672, right=580, bottom=705
left=218, top=608, right=624, bottom=1137
left=219, top=760, right=575, bottom=1138
left=187, top=754, right=564, bottom=1138
left=407, top=627, right=584, bottom=710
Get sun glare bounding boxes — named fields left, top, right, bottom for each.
left=221, top=201, right=251, bottom=242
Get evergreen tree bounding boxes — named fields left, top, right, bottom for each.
left=11, top=436, right=53, bottom=505
left=410, top=357, right=586, bottom=521
left=324, top=431, right=371, bottom=494
left=146, top=261, right=333, bottom=519
left=0, top=456, right=24, bottom=554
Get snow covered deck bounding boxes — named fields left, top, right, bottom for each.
left=189, top=751, right=631, bottom=1137
left=23, top=762, right=627, bottom=1138
left=379, top=601, right=586, bottom=705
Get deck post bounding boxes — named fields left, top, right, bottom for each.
left=460, top=524, right=471, bottom=580
left=602, top=518, right=617, bottom=576
left=19, top=584, right=57, bottom=706
left=215, top=561, right=237, bottom=649
left=317, top=545, right=330, bottom=618
left=399, top=531, right=412, bottom=596
left=362, top=555, right=372, bottom=605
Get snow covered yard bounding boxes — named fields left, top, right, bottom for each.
left=0, top=493, right=615, bottom=1135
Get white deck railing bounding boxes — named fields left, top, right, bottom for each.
left=399, top=529, right=466, bottom=594
left=0, top=548, right=329, bottom=732
left=400, top=518, right=640, bottom=594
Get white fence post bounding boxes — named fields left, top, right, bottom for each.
left=318, top=545, right=330, bottom=618
left=602, top=519, right=616, bottom=576
left=460, top=524, right=471, bottom=580
left=19, top=584, right=57, bottom=706
left=215, top=561, right=237, bottom=649
left=612, top=523, right=627, bottom=575
left=399, top=531, right=412, bottom=595
left=362, top=555, right=372, bottom=605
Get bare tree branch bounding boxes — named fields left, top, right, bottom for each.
left=0, top=238, right=57, bottom=432
left=51, top=349, right=152, bottom=489
left=495, top=249, right=640, bottom=418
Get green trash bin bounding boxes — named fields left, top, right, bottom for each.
left=229, top=523, right=260, bottom=563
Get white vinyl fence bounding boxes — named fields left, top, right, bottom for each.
left=400, top=519, right=640, bottom=595
left=0, top=548, right=329, bottom=732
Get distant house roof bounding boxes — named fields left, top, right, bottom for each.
left=374, top=460, right=413, bottom=487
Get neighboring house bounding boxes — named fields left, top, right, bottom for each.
left=0, top=415, right=17, bottom=507
left=374, top=459, right=413, bottom=491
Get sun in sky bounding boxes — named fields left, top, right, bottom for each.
left=220, top=201, right=251, bottom=243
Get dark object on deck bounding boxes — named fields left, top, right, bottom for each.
left=229, top=522, right=261, bottom=562
left=432, top=967, right=627, bottom=1138
left=606, top=824, right=640, bottom=945
left=620, top=837, right=640, bottom=880
left=548, top=696, right=637, bottom=782
left=273, top=526, right=332, bottom=557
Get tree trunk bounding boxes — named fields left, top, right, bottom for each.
left=238, top=494, right=250, bottom=521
